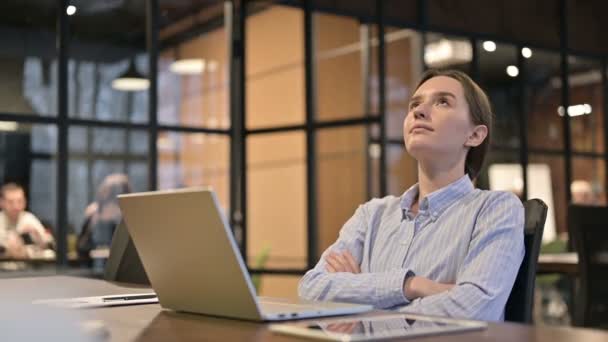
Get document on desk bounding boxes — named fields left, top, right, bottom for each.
left=33, top=292, right=158, bottom=309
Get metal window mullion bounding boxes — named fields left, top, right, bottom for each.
left=304, top=0, right=318, bottom=268
left=146, top=0, right=159, bottom=191
left=361, top=23, right=373, bottom=199
left=602, top=59, right=608, bottom=203
left=228, top=0, right=248, bottom=259
left=559, top=0, right=572, bottom=203
left=56, top=0, right=69, bottom=267
left=376, top=0, right=387, bottom=197
left=518, top=44, right=529, bottom=200
left=418, top=0, right=428, bottom=71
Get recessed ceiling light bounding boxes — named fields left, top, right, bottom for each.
left=506, top=65, right=519, bottom=77
left=169, top=59, right=205, bottom=75
left=521, top=47, right=532, bottom=58
left=482, top=41, right=496, bottom=52
left=66, top=5, right=77, bottom=16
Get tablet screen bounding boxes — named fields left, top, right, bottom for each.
left=271, top=314, right=486, bottom=341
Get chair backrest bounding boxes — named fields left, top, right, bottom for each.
left=505, top=198, right=547, bottom=323
left=568, top=205, right=608, bottom=328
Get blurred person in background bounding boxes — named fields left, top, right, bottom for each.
left=0, top=182, right=54, bottom=258
left=570, top=180, right=595, bottom=206
left=77, top=174, right=132, bottom=261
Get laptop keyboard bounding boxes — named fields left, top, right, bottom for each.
left=258, top=300, right=324, bottom=314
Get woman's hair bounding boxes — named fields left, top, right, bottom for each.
left=414, top=69, right=493, bottom=179
left=96, top=173, right=132, bottom=207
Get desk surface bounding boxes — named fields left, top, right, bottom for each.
left=1, top=276, right=607, bottom=342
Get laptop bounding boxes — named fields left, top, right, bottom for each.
left=117, top=188, right=372, bottom=321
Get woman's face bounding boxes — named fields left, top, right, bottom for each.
left=403, top=76, right=477, bottom=162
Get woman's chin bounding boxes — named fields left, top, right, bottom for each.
left=405, top=142, right=433, bottom=157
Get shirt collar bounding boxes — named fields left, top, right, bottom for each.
left=400, top=175, right=475, bottom=221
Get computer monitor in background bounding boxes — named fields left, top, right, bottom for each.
left=103, top=220, right=150, bottom=285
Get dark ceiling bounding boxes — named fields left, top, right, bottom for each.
left=0, top=0, right=222, bottom=47
left=0, top=0, right=606, bottom=75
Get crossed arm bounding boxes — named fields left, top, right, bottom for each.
left=324, top=250, right=454, bottom=301
left=298, top=203, right=455, bottom=309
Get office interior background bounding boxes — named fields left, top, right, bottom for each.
left=0, top=0, right=606, bottom=324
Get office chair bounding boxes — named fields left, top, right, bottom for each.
left=505, top=198, right=547, bottom=323
left=568, top=205, right=608, bottom=328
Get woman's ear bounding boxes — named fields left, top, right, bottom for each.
left=464, top=125, right=488, bottom=147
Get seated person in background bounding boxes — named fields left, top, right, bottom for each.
left=299, top=69, right=524, bottom=322
left=570, top=179, right=594, bottom=205
left=0, top=182, right=54, bottom=258
left=77, top=174, right=132, bottom=260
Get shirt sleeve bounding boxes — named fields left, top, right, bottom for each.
left=398, top=192, right=525, bottom=321
left=18, top=212, right=53, bottom=245
left=298, top=202, right=414, bottom=309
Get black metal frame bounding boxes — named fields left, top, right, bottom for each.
left=146, top=0, right=159, bottom=192
left=229, top=0, right=248, bottom=259
left=603, top=59, right=608, bottom=199
left=517, top=43, right=529, bottom=200
left=559, top=0, right=573, bottom=203
left=303, top=0, right=318, bottom=268
left=361, top=24, right=373, bottom=199
left=56, top=0, right=69, bottom=267
left=376, top=0, right=388, bottom=197
left=0, top=0, right=605, bottom=275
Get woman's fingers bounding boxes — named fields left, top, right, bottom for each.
left=325, top=253, right=345, bottom=272
left=325, top=251, right=360, bottom=273
left=342, top=251, right=361, bottom=273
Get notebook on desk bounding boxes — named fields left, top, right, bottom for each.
left=117, top=187, right=372, bottom=321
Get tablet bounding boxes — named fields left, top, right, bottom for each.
left=33, top=293, right=158, bottom=309
left=269, top=313, right=487, bottom=341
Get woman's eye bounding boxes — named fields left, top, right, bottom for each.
left=409, top=102, right=419, bottom=110
left=437, top=98, right=449, bottom=106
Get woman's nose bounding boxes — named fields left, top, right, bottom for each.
left=413, top=109, right=426, bottom=119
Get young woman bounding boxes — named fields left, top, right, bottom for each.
left=298, top=69, right=524, bottom=322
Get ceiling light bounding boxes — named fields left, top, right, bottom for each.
left=169, top=59, right=205, bottom=75
left=521, top=47, right=532, bottom=58
left=424, top=39, right=472, bottom=68
left=0, top=121, right=18, bottom=131
left=557, top=104, right=592, bottom=117
left=506, top=65, right=519, bottom=77
left=66, top=5, right=77, bottom=16
left=482, top=41, right=496, bottom=52
left=112, top=60, right=149, bottom=91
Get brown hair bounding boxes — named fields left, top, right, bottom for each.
left=1, top=182, right=25, bottom=198
left=414, top=69, right=493, bottom=179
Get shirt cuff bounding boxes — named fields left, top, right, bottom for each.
left=376, top=269, right=415, bottom=308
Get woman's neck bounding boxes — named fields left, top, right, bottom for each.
left=416, top=160, right=467, bottom=201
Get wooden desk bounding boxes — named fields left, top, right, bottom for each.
left=537, top=253, right=579, bottom=275
left=1, top=276, right=607, bottom=342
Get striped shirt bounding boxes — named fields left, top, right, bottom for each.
left=298, top=175, right=524, bottom=321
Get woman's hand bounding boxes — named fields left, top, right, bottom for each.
left=403, top=276, right=454, bottom=300
left=324, top=251, right=360, bottom=274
